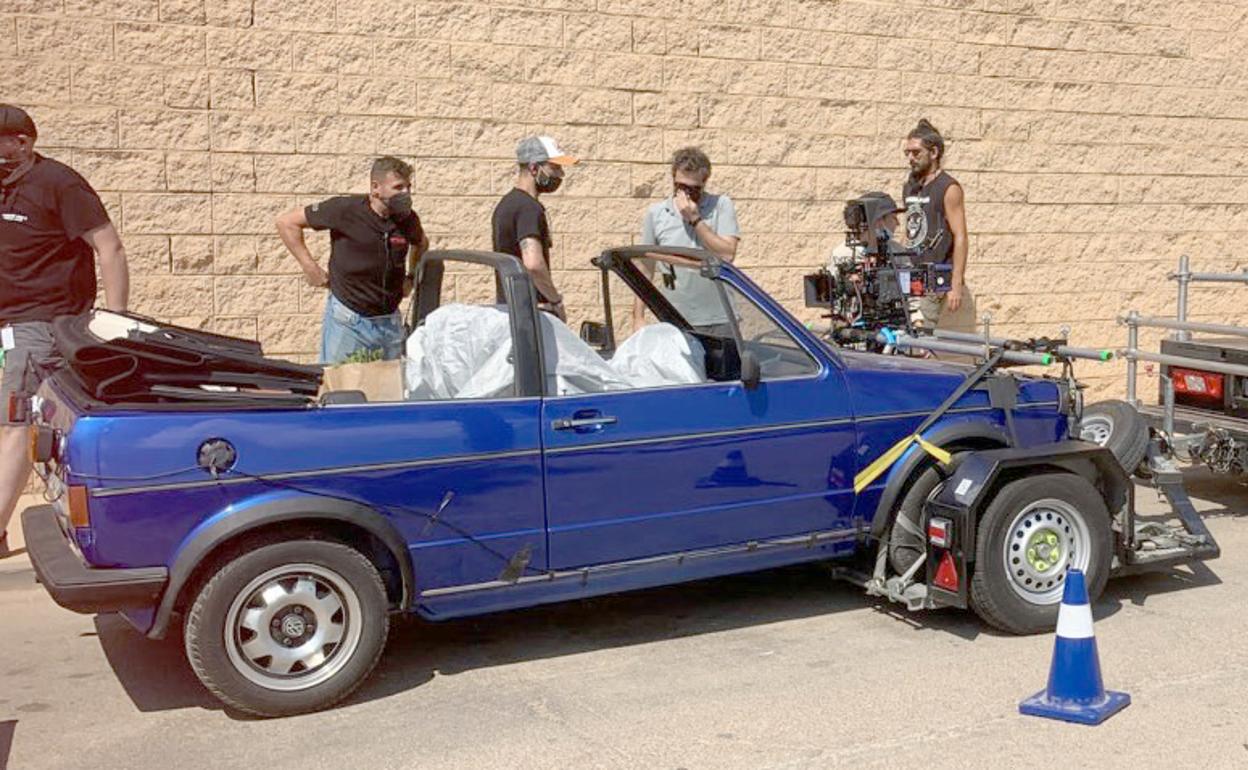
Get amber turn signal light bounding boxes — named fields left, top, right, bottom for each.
left=67, top=485, right=91, bottom=529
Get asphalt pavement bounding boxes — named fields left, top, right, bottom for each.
left=2, top=471, right=1247, bottom=770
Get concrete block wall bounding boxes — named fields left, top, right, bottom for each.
left=5, top=0, right=1248, bottom=399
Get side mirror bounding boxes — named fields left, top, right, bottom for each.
left=580, top=320, right=608, bottom=349
left=740, top=350, right=761, bottom=391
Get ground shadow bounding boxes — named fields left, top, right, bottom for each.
left=350, top=563, right=871, bottom=708
left=92, top=549, right=1226, bottom=716
left=93, top=615, right=220, bottom=714
left=0, top=720, right=16, bottom=770
left=1101, top=560, right=1223, bottom=609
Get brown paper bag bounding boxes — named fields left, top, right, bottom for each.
left=320, top=359, right=404, bottom=402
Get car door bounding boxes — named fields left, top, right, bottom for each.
left=541, top=272, right=857, bottom=569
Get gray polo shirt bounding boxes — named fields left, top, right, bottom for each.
left=640, top=193, right=740, bottom=327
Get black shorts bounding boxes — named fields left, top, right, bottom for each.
left=0, top=320, right=65, bottom=426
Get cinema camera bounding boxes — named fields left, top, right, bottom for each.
left=804, top=194, right=953, bottom=349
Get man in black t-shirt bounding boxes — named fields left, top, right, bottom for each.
left=491, top=136, right=577, bottom=322
left=276, top=156, right=428, bottom=364
left=0, top=104, right=129, bottom=557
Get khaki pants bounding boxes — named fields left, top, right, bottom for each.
left=914, top=283, right=977, bottom=334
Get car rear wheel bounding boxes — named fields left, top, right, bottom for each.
left=969, top=473, right=1111, bottom=635
left=184, top=540, right=389, bottom=717
left=1080, top=399, right=1149, bottom=475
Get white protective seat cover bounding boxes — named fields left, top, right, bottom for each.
left=404, top=304, right=707, bottom=400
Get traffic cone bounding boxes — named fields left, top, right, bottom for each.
left=1019, top=568, right=1131, bottom=725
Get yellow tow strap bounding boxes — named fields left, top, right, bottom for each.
left=853, top=434, right=953, bottom=494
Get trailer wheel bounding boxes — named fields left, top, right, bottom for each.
left=970, top=473, right=1111, bottom=635
left=184, top=540, right=389, bottom=717
left=1079, top=399, right=1149, bottom=475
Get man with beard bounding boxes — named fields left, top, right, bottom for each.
left=276, top=156, right=427, bottom=363
left=0, top=104, right=129, bottom=558
left=902, top=119, right=975, bottom=332
left=491, top=135, right=578, bottom=322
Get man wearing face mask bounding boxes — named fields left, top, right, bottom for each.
left=276, top=156, right=427, bottom=364
left=633, top=147, right=739, bottom=335
left=491, top=136, right=577, bottom=322
left=0, top=104, right=129, bottom=559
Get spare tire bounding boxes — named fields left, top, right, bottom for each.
left=1079, top=399, right=1149, bottom=475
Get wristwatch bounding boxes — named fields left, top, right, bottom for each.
left=688, top=216, right=702, bottom=228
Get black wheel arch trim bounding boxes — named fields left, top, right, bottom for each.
left=868, top=421, right=1013, bottom=539
left=146, top=496, right=414, bottom=640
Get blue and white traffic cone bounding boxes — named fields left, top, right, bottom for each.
left=1019, top=568, right=1131, bottom=725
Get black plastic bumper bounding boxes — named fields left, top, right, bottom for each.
left=21, top=505, right=167, bottom=614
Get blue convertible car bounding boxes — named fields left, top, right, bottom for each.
left=21, top=246, right=1216, bottom=716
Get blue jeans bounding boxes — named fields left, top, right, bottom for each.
left=320, top=294, right=404, bottom=365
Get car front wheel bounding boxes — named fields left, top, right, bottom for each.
left=184, top=540, right=390, bottom=717
left=969, top=473, right=1112, bottom=635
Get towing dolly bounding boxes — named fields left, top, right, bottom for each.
left=831, top=327, right=1221, bottom=621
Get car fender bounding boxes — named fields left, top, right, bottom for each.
left=868, top=418, right=1013, bottom=539
left=928, top=440, right=1129, bottom=536
left=146, top=490, right=414, bottom=639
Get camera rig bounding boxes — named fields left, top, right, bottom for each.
left=804, top=194, right=952, bottom=350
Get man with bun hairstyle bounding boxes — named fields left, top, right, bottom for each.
left=902, top=119, right=975, bottom=332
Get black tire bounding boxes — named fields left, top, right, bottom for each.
left=888, top=453, right=968, bottom=576
left=184, top=540, right=389, bottom=717
left=1079, top=399, right=1149, bottom=475
left=970, top=473, right=1112, bottom=635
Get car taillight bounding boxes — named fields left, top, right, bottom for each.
left=1172, top=368, right=1223, bottom=399
left=28, top=424, right=58, bottom=464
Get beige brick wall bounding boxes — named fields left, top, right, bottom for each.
left=6, top=0, right=1248, bottom=399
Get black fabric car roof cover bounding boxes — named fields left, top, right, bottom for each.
left=52, top=312, right=322, bottom=405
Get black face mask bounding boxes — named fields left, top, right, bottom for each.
left=385, top=191, right=412, bottom=217
left=535, top=169, right=562, bottom=194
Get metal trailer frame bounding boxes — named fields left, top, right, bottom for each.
left=1118, top=255, right=1248, bottom=455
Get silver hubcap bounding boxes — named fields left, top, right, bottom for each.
left=1080, top=414, right=1114, bottom=446
left=225, top=564, right=363, bottom=692
left=1002, top=499, right=1091, bottom=605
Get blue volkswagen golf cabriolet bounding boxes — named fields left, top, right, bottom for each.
left=21, top=246, right=1210, bottom=716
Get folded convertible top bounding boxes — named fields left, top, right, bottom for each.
left=52, top=311, right=321, bottom=406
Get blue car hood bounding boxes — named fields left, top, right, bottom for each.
left=834, top=347, right=1061, bottom=419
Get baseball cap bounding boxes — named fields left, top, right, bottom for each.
left=0, top=104, right=37, bottom=138
left=860, top=191, right=903, bottom=214
left=516, top=135, right=578, bottom=166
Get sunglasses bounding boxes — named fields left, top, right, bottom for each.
left=675, top=182, right=704, bottom=200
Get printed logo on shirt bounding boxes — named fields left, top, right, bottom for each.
left=1, top=212, right=30, bottom=223
left=904, top=196, right=929, bottom=246
left=388, top=234, right=408, bottom=249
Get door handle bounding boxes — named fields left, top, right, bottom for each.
left=551, top=415, right=618, bottom=431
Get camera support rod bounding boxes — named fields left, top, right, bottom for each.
left=932, top=330, right=1113, bottom=362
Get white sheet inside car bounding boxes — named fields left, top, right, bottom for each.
left=404, top=304, right=706, bottom=399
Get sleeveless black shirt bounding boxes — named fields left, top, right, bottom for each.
left=902, top=170, right=958, bottom=265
